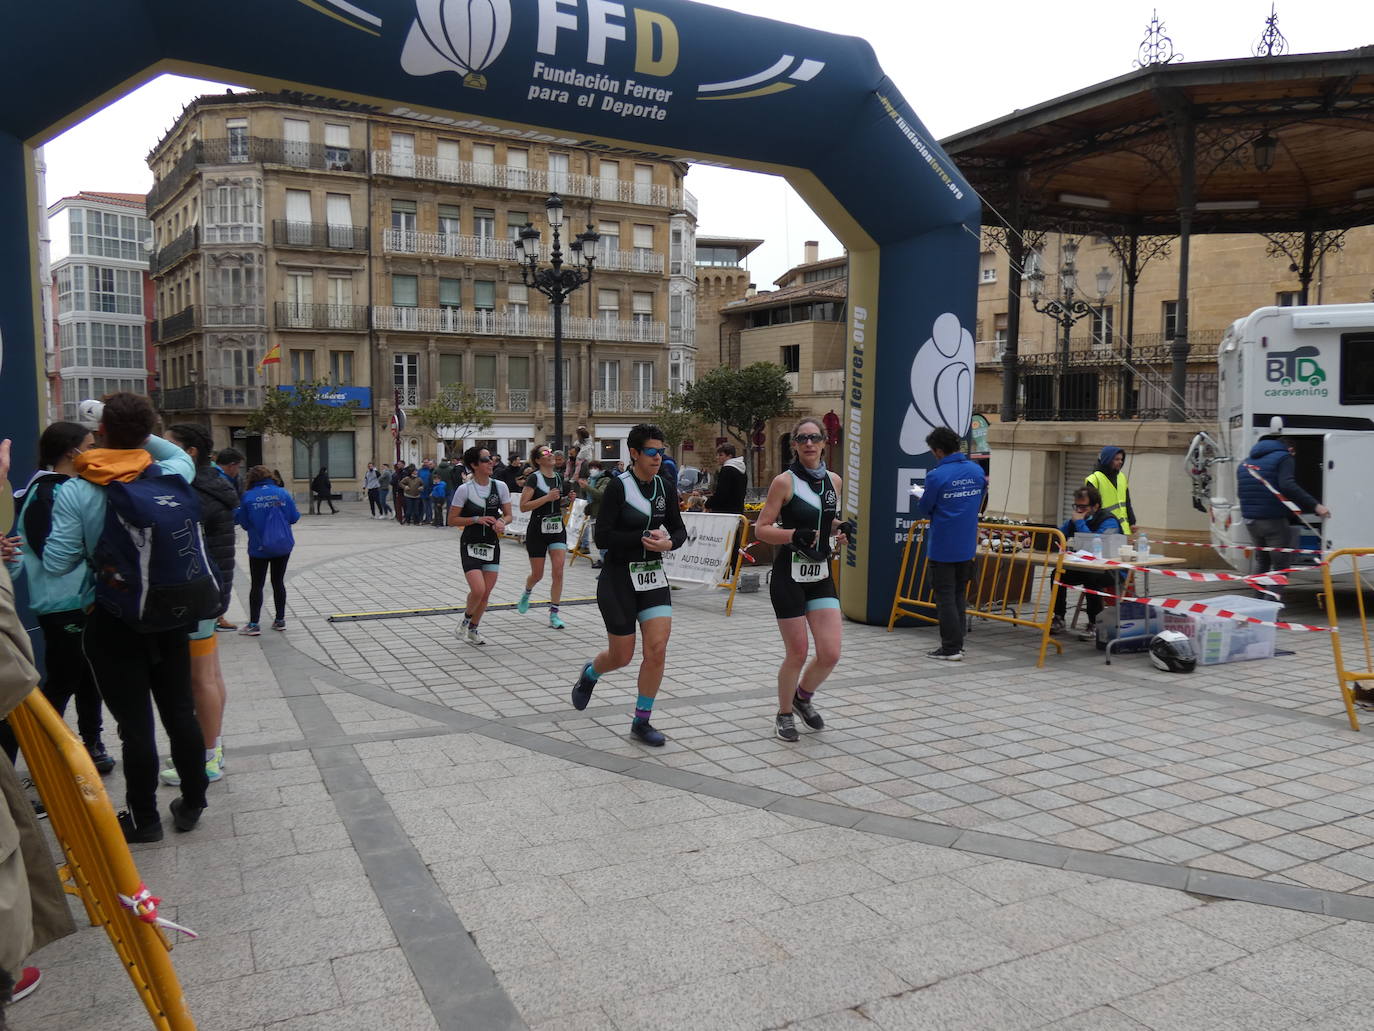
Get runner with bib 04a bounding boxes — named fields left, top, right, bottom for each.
left=570, top=423, right=687, bottom=746
left=516, top=445, right=568, bottom=629
left=753, top=417, right=854, bottom=742
left=449, top=446, right=511, bottom=645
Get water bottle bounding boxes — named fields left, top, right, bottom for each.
left=1137, top=532, right=1150, bottom=559
left=1092, top=534, right=1103, bottom=558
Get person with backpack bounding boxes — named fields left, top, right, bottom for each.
left=41, top=392, right=216, bottom=843
left=430, top=475, right=449, bottom=527
left=310, top=466, right=337, bottom=515
left=157, top=424, right=237, bottom=787
left=2, top=422, right=115, bottom=776
left=235, top=466, right=300, bottom=635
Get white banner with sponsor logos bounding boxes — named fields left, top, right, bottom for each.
left=565, top=499, right=590, bottom=551
left=661, top=512, right=741, bottom=587
left=504, top=506, right=530, bottom=540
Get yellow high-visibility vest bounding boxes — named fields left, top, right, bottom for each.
left=1084, top=470, right=1132, bottom=535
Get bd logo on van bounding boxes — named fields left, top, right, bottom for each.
left=1266, top=347, right=1327, bottom=387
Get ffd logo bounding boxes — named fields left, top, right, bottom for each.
left=401, top=0, right=512, bottom=89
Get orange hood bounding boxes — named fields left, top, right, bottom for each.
left=75, top=448, right=153, bottom=485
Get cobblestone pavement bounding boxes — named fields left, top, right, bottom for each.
left=13, top=503, right=1374, bottom=1031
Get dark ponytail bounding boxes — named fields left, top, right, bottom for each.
left=38, top=421, right=90, bottom=470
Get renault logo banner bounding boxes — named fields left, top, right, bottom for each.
left=0, top=0, right=978, bottom=624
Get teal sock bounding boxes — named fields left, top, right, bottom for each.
left=550, top=604, right=560, bottom=614
left=634, top=695, right=654, bottom=722
left=583, top=661, right=601, bottom=682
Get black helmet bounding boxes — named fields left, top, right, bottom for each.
left=1149, top=630, right=1197, bottom=673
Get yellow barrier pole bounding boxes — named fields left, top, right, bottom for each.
left=887, top=519, right=923, bottom=631
left=10, top=692, right=197, bottom=1030
left=1324, top=548, right=1371, bottom=732
left=723, top=515, right=751, bottom=617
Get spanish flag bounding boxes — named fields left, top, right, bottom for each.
left=257, top=341, right=282, bottom=373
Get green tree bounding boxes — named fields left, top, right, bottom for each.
left=409, top=385, right=494, bottom=458
left=246, top=379, right=360, bottom=483
left=679, top=362, right=794, bottom=452
left=650, top=392, right=710, bottom=453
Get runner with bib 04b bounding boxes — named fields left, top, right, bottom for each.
left=449, top=445, right=511, bottom=646
left=516, top=444, right=568, bottom=629
left=753, top=417, right=854, bottom=742
left=570, top=423, right=686, bottom=747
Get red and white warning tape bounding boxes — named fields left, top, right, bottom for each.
left=1243, top=462, right=1308, bottom=518
left=1056, top=582, right=1337, bottom=633
left=118, top=883, right=200, bottom=940
left=1066, top=551, right=1290, bottom=591
left=1144, top=537, right=1325, bottom=555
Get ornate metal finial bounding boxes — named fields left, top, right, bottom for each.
left=1135, top=9, right=1183, bottom=68
left=1253, top=4, right=1289, bottom=57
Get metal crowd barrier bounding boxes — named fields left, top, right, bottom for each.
left=9, top=690, right=196, bottom=1030
left=1322, top=548, right=1374, bottom=732
left=887, top=519, right=1068, bottom=667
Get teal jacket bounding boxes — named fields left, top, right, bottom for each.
left=42, top=436, right=195, bottom=579
left=6, top=474, right=94, bottom=614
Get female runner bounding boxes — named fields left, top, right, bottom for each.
left=516, top=444, right=568, bottom=628
left=753, top=417, right=853, bottom=742
left=449, top=445, right=512, bottom=645
left=570, top=423, right=686, bottom=746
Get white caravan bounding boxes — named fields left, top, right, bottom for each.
left=1186, top=303, right=1374, bottom=577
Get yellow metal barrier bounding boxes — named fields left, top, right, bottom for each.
left=1322, top=548, right=1374, bottom=732
left=9, top=691, right=196, bottom=1030
left=887, top=520, right=1067, bottom=667
left=722, top=515, right=752, bottom=616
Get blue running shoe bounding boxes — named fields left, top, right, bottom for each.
left=630, top=719, right=666, bottom=747
left=571, top=663, right=597, bottom=710
left=516, top=590, right=531, bottom=614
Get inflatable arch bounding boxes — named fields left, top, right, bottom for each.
left=0, top=0, right=978, bottom=625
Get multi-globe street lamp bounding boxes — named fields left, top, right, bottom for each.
left=1025, top=238, right=1116, bottom=418
left=514, top=194, right=600, bottom=450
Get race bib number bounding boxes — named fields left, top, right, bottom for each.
left=791, top=554, right=829, bottom=583
left=541, top=516, right=563, bottom=534
left=466, top=543, right=495, bottom=562
left=629, top=560, right=666, bottom=592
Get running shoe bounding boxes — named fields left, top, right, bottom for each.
left=12, top=966, right=41, bottom=1003
left=549, top=612, right=565, bottom=630
left=792, top=694, right=824, bottom=731
left=170, top=797, right=205, bottom=833
left=86, top=739, right=116, bottom=775
left=774, top=712, right=799, bottom=742
left=926, top=647, right=964, bottom=662
left=272, top=618, right=287, bottom=631
left=571, top=663, right=597, bottom=710
left=118, top=810, right=164, bottom=843
left=1077, top=623, right=1097, bottom=643
left=240, top=623, right=261, bottom=636
left=215, top=618, right=238, bottom=632
left=630, top=719, right=666, bottom=747
left=516, top=590, right=531, bottom=614
left=465, top=626, right=486, bottom=646
left=1050, top=617, right=1066, bottom=636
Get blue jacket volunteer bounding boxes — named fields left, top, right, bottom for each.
left=916, top=427, right=987, bottom=660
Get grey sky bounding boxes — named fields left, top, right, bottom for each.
left=40, top=0, right=1368, bottom=286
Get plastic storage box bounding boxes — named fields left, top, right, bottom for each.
left=1071, top=532, right=1127, bottom=557
left=1160, top=594, right=1280, bottom=665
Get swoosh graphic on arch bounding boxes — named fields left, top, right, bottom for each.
left=294, top=0, right=382, bottom=34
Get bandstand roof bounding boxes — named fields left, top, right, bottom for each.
left=942, top=45, right=1374, bottom=235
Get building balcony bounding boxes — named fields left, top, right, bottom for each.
left=151, top=226, right=198, bottom=276
left=509, top=388, right=530, bottom=412
left=275, top=302, right=369, bottom=331
left=204, top=304, right=266, bottom=327
left=369, top=151, right=684, bottom=209
left=597, top=247, right=663, bottom=274
left=155, top=306, right=197, bottom=342
left=148, top=137, right=367, bottom=212
left=383, top=227, right=514, bottom=260
left=151, top=382, right=262, bottom=411
left=372, top=306, right=664, bottom=343
left=593, top=390, right=664, bottom=412
left=272, top=220, right=368, bottom=251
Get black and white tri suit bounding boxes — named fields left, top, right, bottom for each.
left=523, top=470, right=568, bottom=558
left=593, top=470, right=688, bottom=636
left=451, top=478, right=511, bottom=572
left=769, top=462, right=841, bottom=619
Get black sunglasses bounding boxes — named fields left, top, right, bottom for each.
left=793, top=432, right=825, bottom=444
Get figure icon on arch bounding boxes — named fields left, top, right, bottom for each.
left=401, top=0, right=512, bottom=89
left=899, top=312, right=973, bottom=456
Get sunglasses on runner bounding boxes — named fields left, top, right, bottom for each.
left=638, top=446, right=666, bottom=457
left=476, top=455, right=494, bottom=463
left=793, top=432, right=825, bottom=444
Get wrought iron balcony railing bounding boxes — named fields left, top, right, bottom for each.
left=592, top=390, right=664, bottom=412
left=155, top=306, right=197, bottom=342
left=150, top=226, right=198, bottom=276
left=148, top=137, right=367, bottom=211
left=275, top=302, right=370, bottom=331
left=372, top=306, right=665, bottom=343
left=272, top=220, right=369, bottom=251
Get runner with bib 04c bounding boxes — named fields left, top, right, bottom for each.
left=753, top=417, right=854, bottom=742
left=570, top=424, right=687, bottom=746
left=449, top=446, right=511, bottom=646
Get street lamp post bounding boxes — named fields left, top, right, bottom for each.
left=515, top=194, right=599, bottom=450
left=1025, top=238, right=1115, bottom=416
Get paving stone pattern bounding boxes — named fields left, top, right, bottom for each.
left=14, top=504, right=1374, bottom=1031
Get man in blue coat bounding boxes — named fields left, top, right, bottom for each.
left=1237, top=435, right=1329, bottom=580
left=917, top=426, right=987, bottom=661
